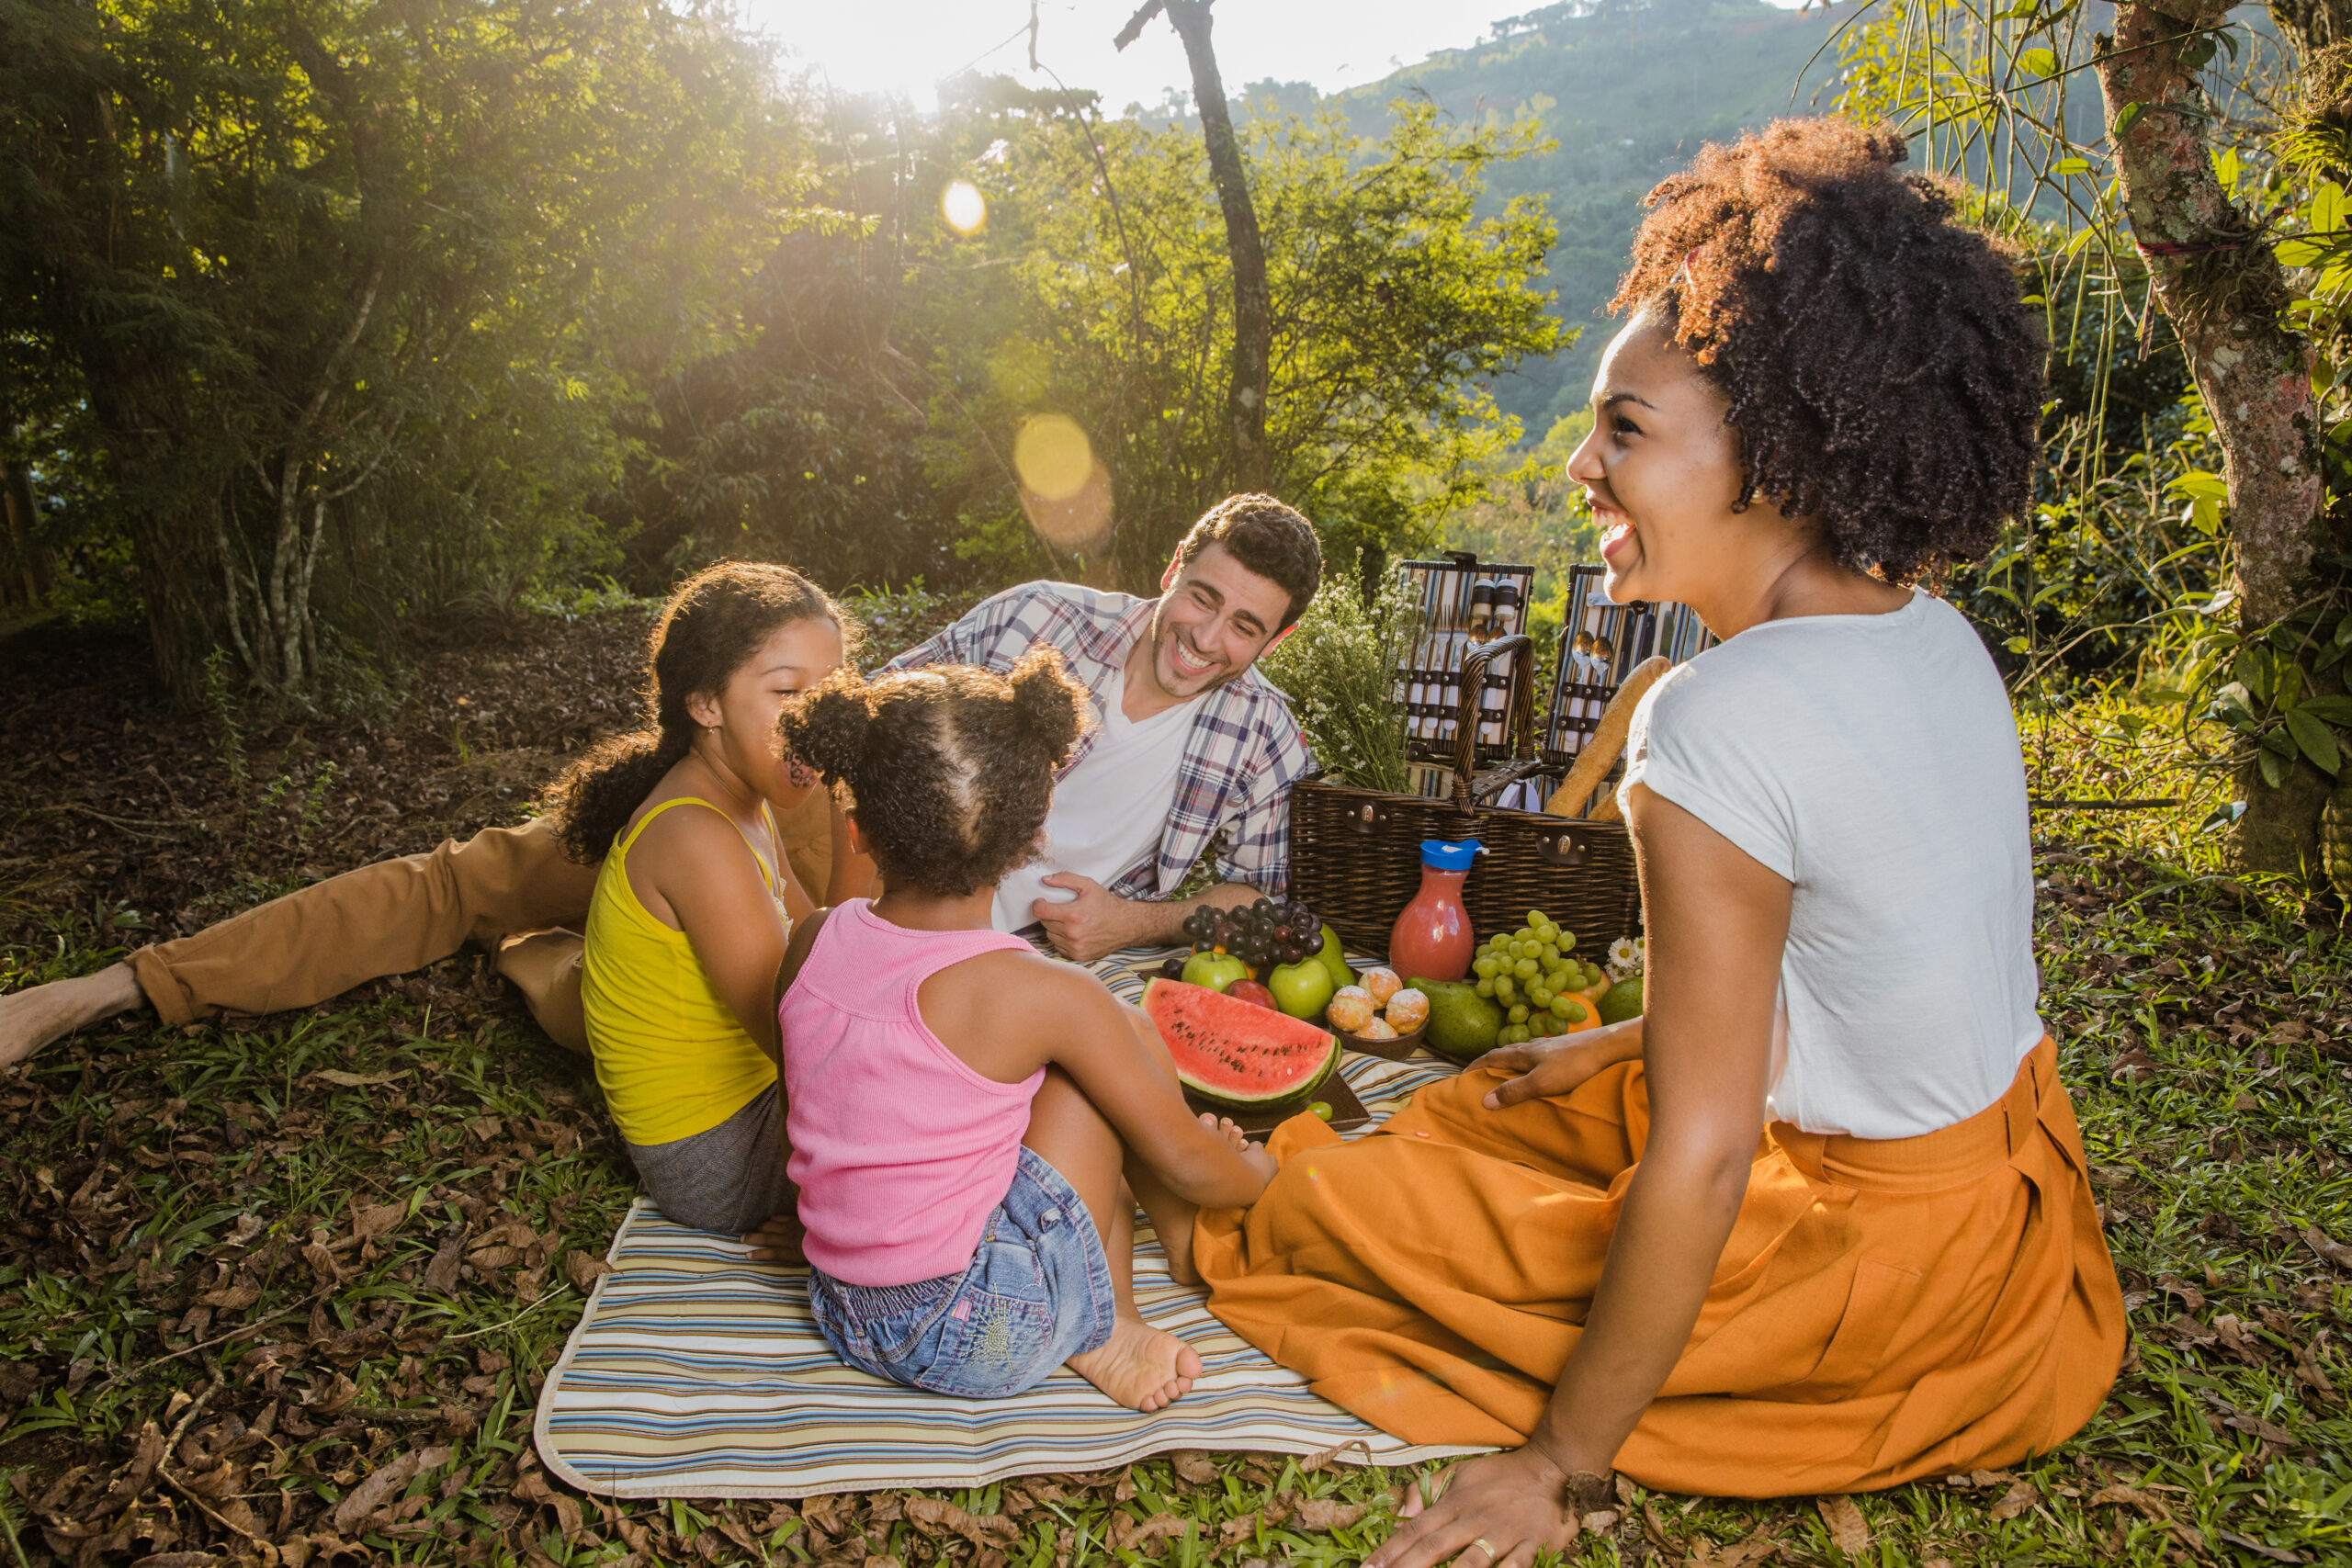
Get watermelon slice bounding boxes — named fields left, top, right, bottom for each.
left=1144, top=977, right=1340, bottom=1109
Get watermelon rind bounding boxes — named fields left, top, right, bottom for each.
left=1144, top=977, right=1340, bottom=1109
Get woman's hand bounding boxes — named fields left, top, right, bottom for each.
left=1479, top=1021, right=1641, bottom=1111
left=742, top=1210, right=807, bottom=1265
left=1366, top=1449, right=1588, bottom=1568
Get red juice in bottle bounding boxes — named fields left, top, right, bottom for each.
left=1387, top=839, right=1484, bottom=981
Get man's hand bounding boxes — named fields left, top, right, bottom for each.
left=1032, top=874, right=1163, bottom=963
left=1480, top=1021, right=1641, bottom=1111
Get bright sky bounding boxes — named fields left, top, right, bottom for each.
left=743, top=0, right=1615, bottom=115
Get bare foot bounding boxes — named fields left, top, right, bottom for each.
left=494, top=930, right=588, bottom=1053
left=1068, top=1315, right=1202, bottom=1412
left=1200, top=1111, right=1252, bottom=1155
left=0, top=964, right=146, bottom=1069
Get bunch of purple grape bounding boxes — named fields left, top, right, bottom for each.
left=1182, top=896, right=1324, bottom=968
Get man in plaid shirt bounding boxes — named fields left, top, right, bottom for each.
left=886, top=493, right=1319, bottom=962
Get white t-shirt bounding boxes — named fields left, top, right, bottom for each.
left=1621, top=591, right=2041, bottom=1139
left=992, top=665, right=1193, bottom=933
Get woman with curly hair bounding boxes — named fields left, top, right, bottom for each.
left=1195, top=119, right=2125, bottom=1541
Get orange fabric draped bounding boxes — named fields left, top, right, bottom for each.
left=1192, top=1038, right=2126, bottom=1497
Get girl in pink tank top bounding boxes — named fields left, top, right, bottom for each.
left=770, top=647, right=1274, bottom=1412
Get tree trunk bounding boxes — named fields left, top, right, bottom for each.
left=1158, top=0, right=1273, bottom=493
left=2097, top=2, right=2333, bottom=873
left=0, top=458, right=49, bottom=608
left=2269, top=0, right=2352, bottom=61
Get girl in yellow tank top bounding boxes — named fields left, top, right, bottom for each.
left=543, top=561, right=870, bottom=1235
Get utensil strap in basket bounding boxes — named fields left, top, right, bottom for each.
left=1451, top=634, right=1538, bottom=811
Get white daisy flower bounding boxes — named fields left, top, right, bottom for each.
left=1609, top=936, right=1639, bottom=971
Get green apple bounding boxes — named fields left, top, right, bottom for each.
left=1268, top=957, right=1337, bottom=1021
left=1315, top=923, right=1353, bottom=994
left=1182, top=951, right=1250, bottom=992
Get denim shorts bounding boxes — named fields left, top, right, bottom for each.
left=806, top=1146, right=1116, bottom=1399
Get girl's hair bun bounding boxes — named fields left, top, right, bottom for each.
left=779, top=674, right=875, bottom=784
left=1004, top=643, right=1089, bottom=767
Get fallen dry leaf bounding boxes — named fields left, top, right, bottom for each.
left=2304, top=1225, right=2352, bottom=1269
left=1816, top=1495, right=1870, bottom=1554
left=300, top=1240, right=343, bottom=1287
left=2088, top=1483, right=2168, bottom=1520
left=351, top=1200, right=407, bottom=1239
left=563, top=1250, right=613, bottom=1293
left=1109, top=1514, right=1190, bottom=1551
left=905, top=1498, right=1017, bottom=1549
left=1291, top=1498, right=1366, bottom=1531
left=304, top=1371, right=357, bottom=1416
left=195, top=1285, right=260, bottom=1312
left=1221, top=1513, right=1259, bottom=1546
left=464, top=1245, right=520, bottom=1269
left=1989, top=1477, right=2039, bottom=1521
left=1295, top=1438, right=1373, bottom=1473
left=423, top=1231, right=465, bottom=1292
left=1169, top=1450, right=1217, bottom=1485
left=512, top=1466, right=582, bottom=1536
left=331, top=1445, right=451, bottom=1533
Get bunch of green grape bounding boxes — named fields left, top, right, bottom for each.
left=1470, top=909, right=1609, bottom=1046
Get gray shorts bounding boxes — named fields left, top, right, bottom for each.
left=623, top=1084, right=795, bottom=1235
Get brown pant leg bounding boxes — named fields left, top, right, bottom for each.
left=127, top=818, right=599, bottom=1027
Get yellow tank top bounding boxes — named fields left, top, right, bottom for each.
left=582, top=797, right=786, bottom=1146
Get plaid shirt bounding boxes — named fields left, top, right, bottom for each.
left=885, top=581, right=1313, bottom=898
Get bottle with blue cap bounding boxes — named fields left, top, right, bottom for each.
left=1388, top=838, right=1485, bottom=982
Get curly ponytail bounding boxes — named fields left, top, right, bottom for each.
left=544, top=561, right=857, bottom=863
left=1004, top=643, right=1086, bottom=763
left=778, top=642, right=1091, bottom=897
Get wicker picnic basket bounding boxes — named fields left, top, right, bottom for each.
left=1289, top=634, right=1644, bottom=963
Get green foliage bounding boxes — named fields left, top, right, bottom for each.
left=5, top=14, right=1567, bottom=698
left=922, top=94, right=1562, bottom=593
left=1318, top=0, right=1856, bottom=431
left=1441, top=412, right=1600, bottom=603
left=0, top=0, right=811, bottom=705
left=1258, top=563, right=1421, bottom=793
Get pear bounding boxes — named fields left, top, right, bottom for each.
left=1315, top=923, right=1354, bottom=994
left=1410, top=977, right=1503, bottom=1062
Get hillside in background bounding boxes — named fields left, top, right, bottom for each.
left=1238, top=0, right=1860, bottom=438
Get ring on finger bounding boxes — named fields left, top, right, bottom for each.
left=1471, top=1540, right=1496, bottom=1560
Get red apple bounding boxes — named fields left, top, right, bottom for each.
left=1225, top=979, right=1278, bottom=1010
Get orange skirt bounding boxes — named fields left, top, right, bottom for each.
left=1193, top=1039, right=2126, bottom=1497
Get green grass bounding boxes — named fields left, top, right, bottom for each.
left=0, top=698, right=2346, bottom=1565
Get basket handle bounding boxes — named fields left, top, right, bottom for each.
left=1450, top=634, right=1537, bottom=809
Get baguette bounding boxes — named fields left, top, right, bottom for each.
left=1544, top=655, right=1671, bottom=818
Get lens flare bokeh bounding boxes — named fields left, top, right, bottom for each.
left=1012, top=414, right=1113, bottom=556
left=942, top=180, right=987, bottom=235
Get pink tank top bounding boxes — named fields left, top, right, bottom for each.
left=780, top=899, right=1040, bottom=1287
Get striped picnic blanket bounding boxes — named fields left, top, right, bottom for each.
left=535, top=947, right=1486, bottom=1498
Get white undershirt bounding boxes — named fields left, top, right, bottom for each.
left=1620, top=591, right=2042, bottom=1139
left=992, top=663, right=1193, bottom=933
